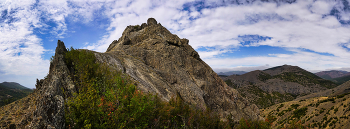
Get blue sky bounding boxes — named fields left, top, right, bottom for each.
left=1, top=0, right=350, bottom=88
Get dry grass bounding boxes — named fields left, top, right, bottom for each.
left=0, top=91, right=38, bottom=128
left=261, top=94, right=350, bottom=129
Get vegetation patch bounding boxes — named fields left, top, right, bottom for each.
left=258, top=73, right=272, bottom=82
left=272, top=72, right=337, bottom=89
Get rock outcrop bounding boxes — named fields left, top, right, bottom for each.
left=99, top=18, right=261, bottom=121
left=0, top=18, right=262, bottom=128
left=0, top=40, right=75, bottom=128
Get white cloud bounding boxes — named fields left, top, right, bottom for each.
left=81, top=0, right=350, bottom=72
left=0, top=0, right=50, bottom=88
left=205, top=50, right=350, bottom=72
left=311, top=0, right=335, bottom=15
left=2, top=0, right=350, bottom=87
left=0, top=0, right=112, bottom=88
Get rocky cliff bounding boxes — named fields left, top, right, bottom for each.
left=0, top=18, right=261, bottom=128
left=96, top=18, right=261, bottom=121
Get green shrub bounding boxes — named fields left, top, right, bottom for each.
left=282, top=120, right=309, bottom=129
left=319, top=108, right=325, bottom=114
left=334, top=107, right=338, bottom=114
left=236, top=118, right=271, bottom=129
left=290, top=104, right=300, bottom=109
left=292, top=107, right=308, bottom=119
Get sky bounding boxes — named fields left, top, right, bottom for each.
left=1, top=0, right=350, bottom=88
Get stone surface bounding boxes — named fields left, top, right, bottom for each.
left=147, top=18, right=157, bottom=26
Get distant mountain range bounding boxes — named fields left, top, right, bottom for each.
left=315, top=70, right=350, bottom=79
left=220, top=65, right=337, bottom=108
left=315, top=70, right=350, bottom=85
left=217, top=71, right=247, bottom=76
left=0, top=82, right=33, bottom=107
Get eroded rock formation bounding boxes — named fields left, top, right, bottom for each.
left=99, top=18, right=261, bottom=121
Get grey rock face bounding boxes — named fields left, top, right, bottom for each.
left=27, top=40, right=74, bottom=128
left=26, top=40, right=75, bottom=129
left=103, top=18, right=262, bottom=121
left=147, top=18, right=157, bottom=26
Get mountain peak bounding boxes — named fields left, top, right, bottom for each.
left=106, top=18, right=190, bottom=53
left=263, top=64, right=305, bottom=76
left=101, top=18, right=261, bottom=121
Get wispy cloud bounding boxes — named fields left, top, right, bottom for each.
left=84, top=0, right=350, bottom=72
left=0, top=0, right=111, bottom=87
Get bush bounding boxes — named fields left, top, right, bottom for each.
left=236, top=118, right=271, bottom=129
left=282, top=120, right=309, bottom=129
left=292, top=107, right=308, bottom=119
left=290, top=104, right=300, bottom=109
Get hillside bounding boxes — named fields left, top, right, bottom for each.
left=315, top=70, right=350, bottom=79
left=261, top=82, right=350, bottom=128
left=0, top=82, right=33, bottom=107
left=295, top=79, right=350, bottom=101
left=331, top=75, right=350, bottom=85
left=314, top=70, right=350, bottom=85
left=221, top=65, right=337, bottom=108
left=0, top=18, right=262, bottom=128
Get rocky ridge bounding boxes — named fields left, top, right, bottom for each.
left=0, top=18, right=261, bottom=128
left=0, top=40, right=75, bottom=128
left=97, top=18, right=261, bottom=121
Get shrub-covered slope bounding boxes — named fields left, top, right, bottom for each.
left=221, top=65, right=337, bottom=108
left=0, top=82, right=33, bottom=107
left=261, top=92, right=350, bottom=129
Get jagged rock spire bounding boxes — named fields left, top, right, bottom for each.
left=55, top=40, right=67, bottom=55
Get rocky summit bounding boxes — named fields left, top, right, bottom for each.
left=98, top=18, right=261, bottom=121
left=0, top=18, right=261, bottom=128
